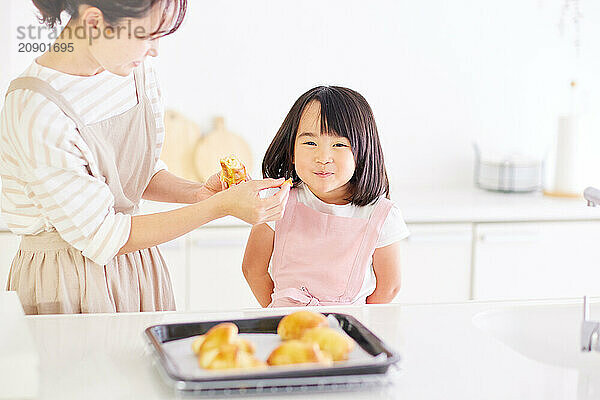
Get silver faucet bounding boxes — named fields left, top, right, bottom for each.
left=581, top=296, right=600, bottom=352
left=584, top=187, right=600, bottom=207
left=580, top=190, right=600, bottom=352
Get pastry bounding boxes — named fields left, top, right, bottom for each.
left=192, top=333, right=254, bottom=356
left=277, top=310, right=328, bottom=340
left=198, top=323, right=238, bottom=354
left=193, top=322, right=263, bottom=370
left=301, top=327, right=355, bottom=361
left=219, top=155, right=248, bottom=187
left=197, top=323, right=239, bottom=368
left=191, top=335, right=205, bottom=355
left=206, top=342, right=266, bottom=370
left=266, top=340, right=332, bottom=366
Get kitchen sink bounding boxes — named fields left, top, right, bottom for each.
left=472, top=301, right=600, bottom=372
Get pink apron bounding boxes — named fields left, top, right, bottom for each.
left=269, top=188, right=393, bottom=307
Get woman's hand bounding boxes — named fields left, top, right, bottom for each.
left=215, top=178, right=290, bottom=225
left=193, top=170, right=255, bottom=201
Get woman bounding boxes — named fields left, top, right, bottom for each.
left=0, top=0, right=290, bottom=314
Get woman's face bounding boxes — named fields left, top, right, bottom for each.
left=293, top=101, right=356, bottom=204
left=85, top=3, right=168, bottom=76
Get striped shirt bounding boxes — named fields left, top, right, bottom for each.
left=0, top=59, right=167, bottom=265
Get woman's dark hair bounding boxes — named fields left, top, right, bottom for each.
left=262, top=86, right=389, bottom=206
left=32, top=0, right=187, bottom=38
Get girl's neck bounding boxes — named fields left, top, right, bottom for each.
left=36, top=19, right=105, bottom=77
left=304, top=184, right=351, bottom=205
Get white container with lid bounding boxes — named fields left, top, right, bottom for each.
left=473, top=144, right=544, bottom=193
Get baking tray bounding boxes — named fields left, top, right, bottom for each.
left=144, top=313, right=400, bottom=396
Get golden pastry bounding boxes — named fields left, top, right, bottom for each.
left=192, top=335, right=255, bottom=361
left=219, top=155, right=247, bottom=187
left=301, top=327, right=355, bottom=361
left=193, top=322, right=263, bottom=370
left=197, top=323, right=238, bottom=369
left=205, top=342, right=267, bottom=370
left=236, top=338, right=256, bottom=355
left=198, top=323, right=238, bottom=354
left=277, top=310, right=328, bottom=340
left=266, top=340, right=332, bottom=366
left=191, top=335, right=205, bottom=355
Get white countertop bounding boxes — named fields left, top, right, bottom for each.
left=20, top=299, right=593, bottom=399
left=392, top=187, right=599, bottom=223
left=1, top=187, right=598, bottom=232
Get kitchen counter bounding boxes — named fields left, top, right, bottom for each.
left=392, top=187, right=599, bottom=223
left=21, top=299, right=594, bottom=399
left=1, top=187, right=597, bottom=232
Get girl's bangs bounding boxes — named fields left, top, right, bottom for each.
left=314, top=92, right=353, bottom=142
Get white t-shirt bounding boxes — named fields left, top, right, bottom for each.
left=263, top=183, right=410, bottom=301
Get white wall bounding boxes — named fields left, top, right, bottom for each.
left=3, top=0, right=600, bottom=192
left=0, top=1, right=14, bottom=98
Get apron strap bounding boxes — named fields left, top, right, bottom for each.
left=368, top=198, right=394, bottom=231
left=271, top=187, right=299, bottom=278
left=5, top=77, right=86, bottom=129
left=342, top=197, right=394, bottom=301
left=269, top=287, right=321, bottom=307
left=132, top=63, right=146, bottom=101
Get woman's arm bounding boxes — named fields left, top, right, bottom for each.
left=142, top=169, right=224, bottom=204
left=242, top=224, right=276, bottom=307
left=366, top=242, right=402, bottom=304
left=118, top=179, right=288, bottom=255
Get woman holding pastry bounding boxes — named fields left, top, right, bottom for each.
left=0, top=0, right=290, bottom=314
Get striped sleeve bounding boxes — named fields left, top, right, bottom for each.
left=145, top=60, right=168, bottom=177
left=15, top=92, right=131, bottom=265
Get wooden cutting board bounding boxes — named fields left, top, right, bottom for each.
left=161, top=109, right=202, bottom=181
left=194, top=117, right=253, bottom=182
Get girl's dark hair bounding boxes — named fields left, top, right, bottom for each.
left=263, top=86, right=389, bottom=206
left=31, top=0, right=187, bottom=38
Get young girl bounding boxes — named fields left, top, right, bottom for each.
left=242, top=86, right=410, bottom=307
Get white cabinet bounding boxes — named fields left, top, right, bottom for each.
left=0, top=232, right=20, bottom=289
left=188, top=226, right=260, bottom=311
left=473, top=221, right=600, bottom=300
left=158, top=236, right=189, bottom=311
left=393, top=224, right=473, bottom=303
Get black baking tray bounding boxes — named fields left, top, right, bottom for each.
left=144, top=313, right=400, bottom=395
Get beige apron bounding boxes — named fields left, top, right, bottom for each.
left=5, top=65, right=176, bottom=314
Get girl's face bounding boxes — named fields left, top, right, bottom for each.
left=293, top=101, right=356, bottom=205
left=86, top=3, right=166, bottom=76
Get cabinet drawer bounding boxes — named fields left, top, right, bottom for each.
left=473, top=221, right=600, bottom=300
left=158, top=236, right=189, bottom=311
left=188, top=227, right=258, bottom=311
left=393, top=223, right=472, bottom=303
